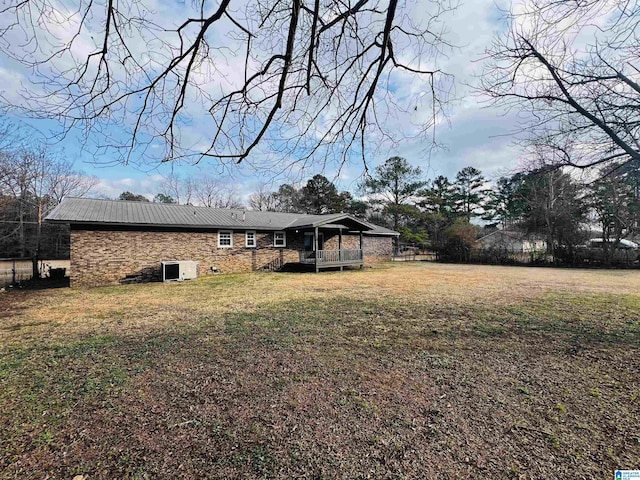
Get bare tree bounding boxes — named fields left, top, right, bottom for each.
left=0, top=146, right=97, bottom=274
left=0, top=0, right=454, bottom=170
left=588, top=167, right=639, bottom=266
left=47, top=158, right=99, bottom=204
left=482, top=0, right=640, bottom=172
left=0, top=150, right=37, bottom=258
left=210, top=192, right=244, bottom=209
left=247, top=184, right=278, bottom=211
left=193, top=174, right=243, bottom=208
left=161, top=172, right=193, bottom=205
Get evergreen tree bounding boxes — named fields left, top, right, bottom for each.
left=483, top=175, right=528, bottom=229
left=154, top=193, right=176, bottom=204
left=361, top=157, right=427, bottom=249
left=453, top=166, right=487, bottom=220
left=273, top=184, right=303, bottom=213
left=118, top=191, right=149, bottom=202
left=299, top=175, right=345, bottom=214
left=417, top=175, right=458, bottom=251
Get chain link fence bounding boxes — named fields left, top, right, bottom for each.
left=0, top=259, right=70, bottom=288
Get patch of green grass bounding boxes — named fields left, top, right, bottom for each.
left=419, top=352, right=452, bottom=368
left=82, top=365, right=128, bottom=395
left=0, top=346, right=30, bottom=379
left=233, top=445, right=275, bottom=476
left=473, top=322, right=507, bottom=338
left=225, top=312, right=251, bottom=335
left=51, top=334, right=120, bottom=357
left=35, top=429, right=55, bottom=446
left=546, top=432, right=561, bottom=449
left=509, top=292, right=640, bottom=346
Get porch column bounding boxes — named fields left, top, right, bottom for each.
left=359, top=230, right=364, bottom=269
left=314, top=226, right=319, bottom=273
left=338, top=228, right=343, bottom=270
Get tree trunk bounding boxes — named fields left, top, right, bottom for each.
left=18, top=200, right=25, bottom=258
left=32, top=200, right=43, bottom=279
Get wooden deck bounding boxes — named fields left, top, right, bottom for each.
left=297, top=249, right=363, bottom=271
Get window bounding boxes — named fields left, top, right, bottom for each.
left=246, top=231, right=256, bottom=248
left=218, top=230, right=233, bottom=248
left=274, top=231, right=286, bottom=248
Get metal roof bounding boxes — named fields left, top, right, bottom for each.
left=45, top=197, right=399, bottom=235
left=475, top=230, right=544, bottom=242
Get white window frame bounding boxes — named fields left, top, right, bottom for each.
left=245, top=230, right=257, bottom=248
left=218, top=230, right=233, bottom=248
left=273, top=231, right=286, bottom=248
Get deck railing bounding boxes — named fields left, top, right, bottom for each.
left=298, top=249, right=363, bottom=265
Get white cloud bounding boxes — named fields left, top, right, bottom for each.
left=0, top=0, right=562, bottom=191
left=0, top=65, right=25, bottom=105
left=93, top=176, right=158, bottom=200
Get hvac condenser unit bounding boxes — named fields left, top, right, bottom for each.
left=161, top=261, right=199, bottom=282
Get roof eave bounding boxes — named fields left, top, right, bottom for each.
left=366, top=231, right=401, bottom=236
left=289, top=213, right=374, bottom=230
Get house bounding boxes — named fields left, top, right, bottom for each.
left=475, top=230, right=547, bottom=254
left=45, top=198, right=399, bottom=287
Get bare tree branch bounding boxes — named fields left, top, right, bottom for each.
left=482, top=0, right=640, bottom=172
left=0, top=0, right=455, bottom=172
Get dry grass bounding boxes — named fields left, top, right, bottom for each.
left=1, top=263, right=639, bottom=479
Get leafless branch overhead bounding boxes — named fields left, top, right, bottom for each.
left=0, top=0, right=455, bottom=171
left=481, top=0, right=640, bottom=172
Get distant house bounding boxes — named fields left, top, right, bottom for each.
left=45, top=198, right=399, bottom=287
left=475, top=230, right=547, bottom=254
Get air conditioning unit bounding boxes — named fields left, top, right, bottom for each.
left=161, top=261, right=199, bottom=282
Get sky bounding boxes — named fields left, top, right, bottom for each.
left=0, top=0, right=524, bottom=202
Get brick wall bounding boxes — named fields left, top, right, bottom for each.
left=322, top=233, right=393, bottom=262
left=363, top=235, right=394, bottom=262
left=70, top=228, right=394, bottom=287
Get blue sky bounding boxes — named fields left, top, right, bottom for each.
left=0, top=0, right=521, bottom=202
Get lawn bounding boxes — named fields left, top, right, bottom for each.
left=1, top=263, right=639, bottom=479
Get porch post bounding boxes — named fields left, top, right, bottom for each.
left=359, top=230, right=364, bottom=269
left=338, top=227, right=343, bottom=271
left=314, top=226, right=319, bottom=273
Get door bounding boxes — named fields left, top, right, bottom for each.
left=304, top=232, right=324, bottom=251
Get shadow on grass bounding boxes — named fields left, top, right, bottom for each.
left=218, top=293, right=640, bottom=349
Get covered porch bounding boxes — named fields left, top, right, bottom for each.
left=286, top=214, right=372, bottom=272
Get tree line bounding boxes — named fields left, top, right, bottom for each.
left=5, top=143, right=640, bottom=270
left=0, top=138, right=97, bottom=275
left=136, top=156, right=640, bottom=266
left=240, top=157, right=640, bottom=266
